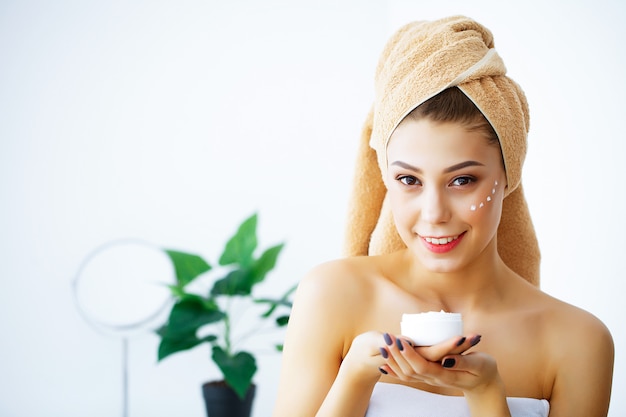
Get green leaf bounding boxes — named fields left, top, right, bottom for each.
left=250, top=243, right=284, bottom=284
left=157, top=331, right=201, bottom=361
left=210, top=268, right=255, bottom=296
left=212, top=346, right=257, bottom=400
left=256, top=283, right=297, bottom=318
left=275, top=315, right=290, bottom=326
left=166, top=284, right=187, bottom=298
left=211, top=243, right=285, bottom=297
left=218, top=213, right=258, bottom=267
left=164, top=250, right=211, bottom=287
left=157, top=296, right=224, bottom=360
left=163, top=296, right=225, bottom=338
left=157, top=331, right=217, bottom=361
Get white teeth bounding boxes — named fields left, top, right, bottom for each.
left=424, top=235, right=458, bottom=245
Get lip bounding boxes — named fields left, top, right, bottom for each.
left=420, top=232, right=465, bottom=254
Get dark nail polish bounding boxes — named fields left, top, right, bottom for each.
left=383, top=333, right=393, bottom=346
left=470, top=335, right=482, bottom=347
left=442, top=358, right=456, bottom=368
left=379, top=367, right=388, bottom=375
left=396, top=338, right=404, bottom=351
left=455, top=337, right=467, bottom=346
left=379, top=347, right=388, bottom=359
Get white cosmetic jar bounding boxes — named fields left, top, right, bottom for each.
left=400, top=311, right=463, bottom=346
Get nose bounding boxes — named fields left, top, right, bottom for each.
left=420, top=186, right=451, bottom=224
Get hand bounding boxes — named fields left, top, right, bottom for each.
left=414, top=333, right=482, bottom=362
left=379, top=333, right=500, bottom=393
left=338, top=331, right=390, bottom=384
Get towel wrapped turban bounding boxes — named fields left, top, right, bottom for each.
left=344, top=16, right=541, bottom=286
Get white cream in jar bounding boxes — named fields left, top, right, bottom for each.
left=400, top=311, right=463, bottom=346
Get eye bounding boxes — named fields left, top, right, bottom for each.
left=450, top=176, right=476, bottom=187
left=397, top=175, right=420, bottom=186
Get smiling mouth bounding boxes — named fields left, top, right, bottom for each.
left=422, top=234, right=461, bottom=245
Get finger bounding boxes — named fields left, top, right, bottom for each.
left=381, top=335, right=415, bottom=380
left=448, top=333, right=482, bottom=356
left=441, top=351, right=495, bottom=375
left=378, top=364, right=396, bottom=378
left=383, top=335, right=439, bottom=382
left=438, top=352, right=501, bottom=392
left=415, top=333, right=482, bottom=362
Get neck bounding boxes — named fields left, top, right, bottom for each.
left=399, top=243, right=513, bottom=313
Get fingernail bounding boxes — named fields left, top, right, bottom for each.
left=470, top=335, right=482, bottom=347
left=379, top=347, right=388, bottom=359
left=396, top=338, right=404, bottom=351
left=442, top=358, right=456, bottom=368
left=379, top=367, right=388, bottom=374
left=383, top=333, right=393, bottom=346
left=455, top=337, right=467, bottom=346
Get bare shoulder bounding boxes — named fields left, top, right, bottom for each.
left=295, top=256, right=381, bottom=306
left=287, top=255, right=393, bottom=354
left=532, top=289, right=613, bottom=348
left=518, top=283, right=614, bottom=356
left=526, top=286, right=614, bottom=414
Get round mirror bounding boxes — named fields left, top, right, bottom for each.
left=73, top=239, right=174, bottom=335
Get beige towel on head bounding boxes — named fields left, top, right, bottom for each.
left=344, top=16, right=541, bottom=286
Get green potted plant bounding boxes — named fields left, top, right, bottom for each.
left=156, top=212, right=295, bottom=417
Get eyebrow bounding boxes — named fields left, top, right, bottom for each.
left=390, top=160, right=485, bottom=173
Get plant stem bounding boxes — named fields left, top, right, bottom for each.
left=234, top=320, right=278, bottom=346
left=223, top=297, right=232, bottom=355
left=223, top=314, right=231, bottom=355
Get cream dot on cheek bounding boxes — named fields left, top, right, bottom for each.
left=469, top=180, right=499, bottom=212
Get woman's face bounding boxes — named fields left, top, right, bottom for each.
left=386, top=118, right=507, bottom=273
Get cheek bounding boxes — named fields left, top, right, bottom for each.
left=387, top=188, right=410, bottom=221
left=387, top=186, right=421, bottom=236
left=462, top=180, right=504, bottom=227
left=467, top=180, right=501, bottom=213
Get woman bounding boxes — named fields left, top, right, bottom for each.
left=272, top=16, right=613, bottom=417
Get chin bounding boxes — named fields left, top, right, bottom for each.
left=402, top=240, right=459, bottom=272
left=410, top=251, right=465, bottom=273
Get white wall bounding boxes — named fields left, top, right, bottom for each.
left=0, top=1, right=623, bottom=416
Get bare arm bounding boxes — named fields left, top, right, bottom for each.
left=272, top=262, right=385, bottom=417
left=315, top=332, right=386, bottom=417
left=547, top=311, right=614, bottom=417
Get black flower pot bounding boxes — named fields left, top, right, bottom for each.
left=202, top=381, right=256, bottom=417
